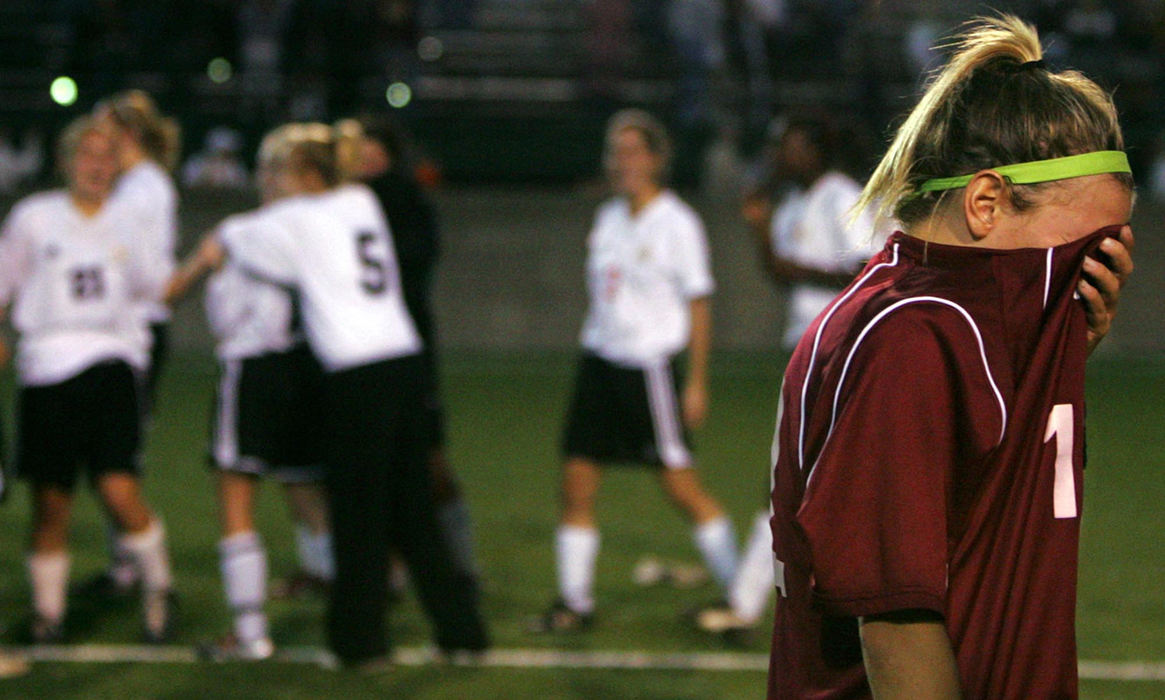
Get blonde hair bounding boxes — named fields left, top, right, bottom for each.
left=256, top=124, right=297, bottom=171
left=603, top=109, right=672, bottom=181
left=857, top=14, right=1130, bottom=229
left=99, top=89, right=182, bottom=171
left=332, top=118, right=366, bottom=183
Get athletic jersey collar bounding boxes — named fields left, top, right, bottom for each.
left=886, top=226, right=1122, bottom=269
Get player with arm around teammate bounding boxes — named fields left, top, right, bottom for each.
left=767, top=15, right=1137, bottom=698
left=532, top=109, right=739, bottom=632
left=204, top=124, right=487, bottom=668
left=0, top=117, right=174, bottom=644
left=169, top=125, right=330, bottom=661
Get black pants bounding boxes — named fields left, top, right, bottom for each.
left=323, top=354, right=487, bottom=664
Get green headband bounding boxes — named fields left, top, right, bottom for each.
left=917, top=151, right=1131, bottom=194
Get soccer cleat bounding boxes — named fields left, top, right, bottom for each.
left=693, top=604, right=754, bottom=634
left=197, top=634, right=275, bottom=663
left=270, top=570, right=331, bottom=601
left=30, top=616, right=64, bottom=644
left=632, top=555, right=710, bottom=589
left=142, top=590, right=177, bottom=644
left=527, top=600, right=594, bottom=634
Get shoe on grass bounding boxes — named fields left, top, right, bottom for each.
left=527, top=599, right=594, bottom=634
left=197, top=634, right=275, bottom=662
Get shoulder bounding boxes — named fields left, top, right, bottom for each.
left=8, top=190, right=67, bottom=220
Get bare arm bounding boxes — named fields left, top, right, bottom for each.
left=164, top=234, right=226, bottom=306
left=682, top=296, right=711, bottom=429
left=743, top=196, right=859, bottom=289
left=859, top=611, right=962, bottom=700
left=1079, top=225, right=1134, bottom=355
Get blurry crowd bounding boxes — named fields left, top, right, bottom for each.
left=0, top=1, right=1161, bottom=199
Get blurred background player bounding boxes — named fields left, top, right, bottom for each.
left=533, top=109, right=737, bottom=633
left=0, top=117, right=174, bottom=643
left=204, top=124, right=487, bottom=668
left=336, top=115, right=480, bottom=594
left=697, top=111, right=881, bottom=637
left=166, top=124, right=330, bottom=661
left=80, top=90, right=181, bottom=600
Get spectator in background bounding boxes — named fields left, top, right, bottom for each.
left=182, top=127, right=249, bottom=190
left=0, top=128, right=44, bottom=195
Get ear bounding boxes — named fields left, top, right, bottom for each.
left=962, top=170, right=1007, bottom=240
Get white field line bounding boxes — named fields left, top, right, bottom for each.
left=7, top=645, right=1165, bottom=681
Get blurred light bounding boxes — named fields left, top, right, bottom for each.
left=207, top=57, right=233, bottom=84
left=50, top=76, right=78, bottom=106
left=386, top=82, right=412, bottom=109
left=418, top=36, right=444, bottom=62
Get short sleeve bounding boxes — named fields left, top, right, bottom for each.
left=798, top=308, right=1001, bottom=618
left=671, top=210, right=714, bottom=299
left=219, top=213, right=299, bottom=286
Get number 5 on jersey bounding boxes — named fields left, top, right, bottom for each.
left=356, top=231, right=394, bottom=295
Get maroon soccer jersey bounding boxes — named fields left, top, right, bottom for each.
left=767, top=227, right=1119, bottom=699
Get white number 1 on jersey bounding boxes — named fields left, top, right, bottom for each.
left=1043, top=404, right=1077, bottom=519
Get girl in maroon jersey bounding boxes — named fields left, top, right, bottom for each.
left=767, top=14, right=1135, bottom=699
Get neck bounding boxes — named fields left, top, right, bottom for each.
left=71, top=192, right=105, bottom=217
left=122, top=145, right=145, bottom=170
left=628, top=185, right=661, bottom=215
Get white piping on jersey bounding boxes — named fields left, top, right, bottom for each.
left=645, top=361, right=691, bottom=469
left=1043, top=247, right=1053, bottom=309
left=806, top=295, right=1009, bottom=488
left=798, top=243, right=900, bottom=471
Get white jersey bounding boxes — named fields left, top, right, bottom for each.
left=111, top=159, right=178, bottom=324
left=770, top=171, right=881, bottom=349
left=580, top=190, right=714, bottom=367
left=0, top=191, right=167, bottom=386
left=219, top=183, right=421, bottom=373
left=206, top=211, right=299, bottom=361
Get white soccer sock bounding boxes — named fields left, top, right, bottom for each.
left=294, top=525, right=334, bottom=581
left=119, top=519, right=173, bottom=593
left=220, top=531, right=268, bottom=643
left=28, top=551, right=70, bottom=624
left=728, top=511, right=776, bottom=623
left=438, top=498, right=479, bottom=577
left=106, top=523, right=138, bottom=587
left=556, top=525, right=599, bottom=615
left=693, top=516, right=739, bottom=593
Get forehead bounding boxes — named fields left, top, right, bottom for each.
left=76, top=129, right=115, bottom=154
left=610, top=127, right=650, bottom=150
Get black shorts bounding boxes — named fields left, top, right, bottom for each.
left=17, top=360, right=142, bottom=490
left=210, top=344, right=326, bottom=483
left=417, top=347, right=446, bottom=453
left=562, top=353, right=693, bottom=469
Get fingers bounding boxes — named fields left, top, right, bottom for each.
left=1096, top=226, right=1134, bottom=284
left=1081, top=255, right=1120, bottom=311
left=1077, top=276, right=1108, bottom=332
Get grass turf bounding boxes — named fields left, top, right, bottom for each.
left=0, top=350, right=1161, bottom=698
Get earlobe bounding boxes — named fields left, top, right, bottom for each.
left=963, top=171, right=1006, bottom=241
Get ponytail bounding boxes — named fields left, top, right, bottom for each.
left=857, top=14, right=1128, bottom=230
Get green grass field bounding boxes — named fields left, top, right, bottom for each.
left=0, top=351, right=1162, bottom=698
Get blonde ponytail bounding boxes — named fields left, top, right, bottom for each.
left=857, top=14, right=1127, bottom=230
